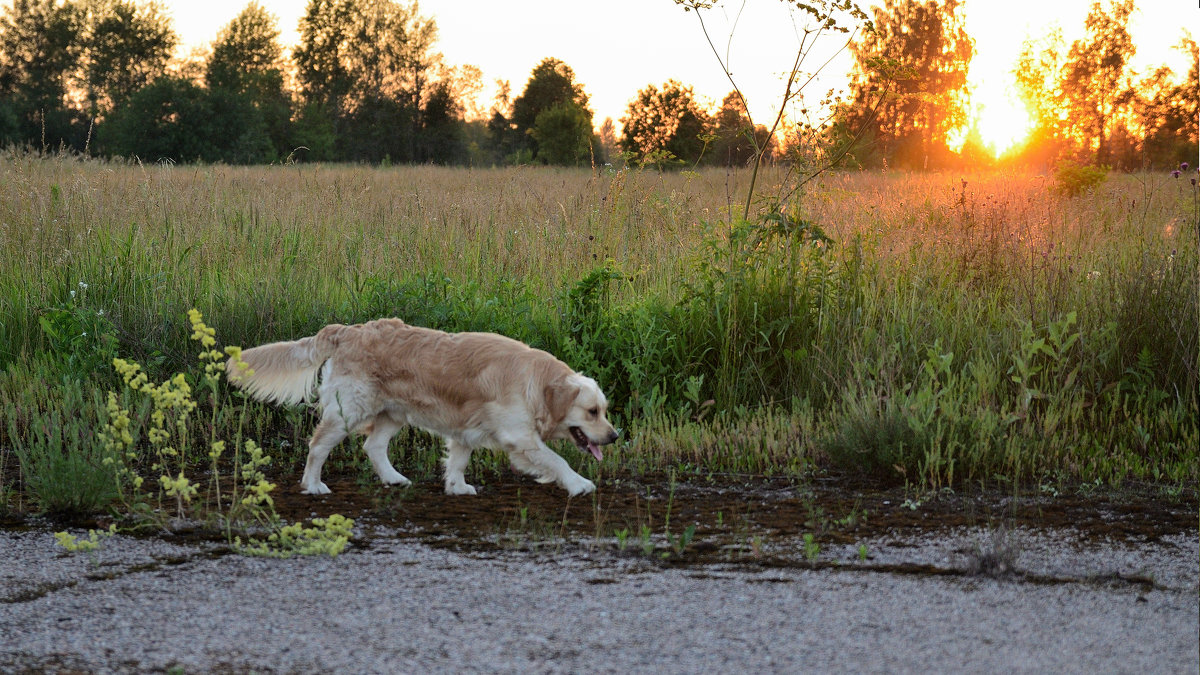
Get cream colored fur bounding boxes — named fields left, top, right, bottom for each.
left=228, top=318, right=618, bottom=496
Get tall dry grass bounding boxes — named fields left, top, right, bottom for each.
left=2, top=153, right=1196, bottom=507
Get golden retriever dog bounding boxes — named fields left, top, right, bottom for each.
left=227, top=319, right=618, bottom=497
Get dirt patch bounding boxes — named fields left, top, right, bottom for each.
left=265, top=469, right=1197, bottom=568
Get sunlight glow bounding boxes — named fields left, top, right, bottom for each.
left=972, top=89, right=1034, bottom=156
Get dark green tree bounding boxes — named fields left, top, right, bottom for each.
left=205, top=2, right=293, bottom=160
left=506, top=57, right=592, bottom=162
left=78, top=0, right=177, bottom=115
left=843, top=0, right=973, bottom=168
left=530, top=101, right=594, bottom=165
left=0, top=0, right=86, bottom=148
left=100, top=75, right=273, bottom=163
left=293, top=0, right=454, bottom=162
left=619, top=80, right=711, bottom=167
left=708, top=91, right=772, bottom=166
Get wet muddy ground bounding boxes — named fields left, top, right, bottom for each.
left=264, top=469, right=1197, bottom=579
left=3, top=469, right=1197, bottom=673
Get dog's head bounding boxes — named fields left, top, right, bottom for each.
left=544, top=373, right=619, bottom=461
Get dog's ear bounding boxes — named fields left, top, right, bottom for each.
left=542, top=379, right=580, bottom=430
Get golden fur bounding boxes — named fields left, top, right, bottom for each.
left=228, top=319, right=618, bottom=496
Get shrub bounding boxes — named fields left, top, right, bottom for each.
left=1052, top=160, right=1108, bottom=197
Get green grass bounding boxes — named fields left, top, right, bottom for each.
left=1, top=152, right=1196, bottom=519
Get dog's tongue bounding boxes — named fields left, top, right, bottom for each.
left=588, top=442, right=603, bottom=462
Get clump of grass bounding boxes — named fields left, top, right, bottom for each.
left=4, top=364, right=118, bottom=517
left=963, top=526, right=1021, bottom=578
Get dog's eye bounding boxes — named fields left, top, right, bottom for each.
left=588, top=407, right=599, bottom=417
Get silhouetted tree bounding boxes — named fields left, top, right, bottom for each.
left=1134, top=36, right=1197, bottom=167
left=708, top=91, right=772, bottom=166
left=294, top=0, right=450, bottom=162
left=1014, top=0, right=1143, bottom=167
left=1062, top=0, right=1135, bottom=166
left=503, top=57, right=593, bottom=163
left=620, top=80, right=710, bottom=168
left=205, top=2, right=293, bottom=160
left=0, top=0, right=86, bottom=148
left=78, top=0, right=177, bottom=115
left=843, top=0, right=973, bottom=169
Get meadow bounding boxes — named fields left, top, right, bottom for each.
left=1, top=151, right=1196, bottom=524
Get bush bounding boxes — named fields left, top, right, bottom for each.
left=1052, top=160, right=1108, bottom=197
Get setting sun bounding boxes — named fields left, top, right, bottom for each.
left=970, top=86, right=1035, bottom=156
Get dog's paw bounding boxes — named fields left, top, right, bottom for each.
left=301, top=482, right=332, bottom=495
left=380, top=472, right=412, bottom=487
left=565, top=477, right=596, bottom=497
left=445, top=482, right=478, bottom=496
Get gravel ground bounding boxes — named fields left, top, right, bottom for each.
left=1, top=524, right=1196, bottom=674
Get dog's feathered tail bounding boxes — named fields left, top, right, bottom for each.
left=226, top=325, right=347, bottom=405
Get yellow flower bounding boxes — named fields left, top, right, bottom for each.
left=160, top=471, right=197, bottom=501
left=188, top=308, right=217, bottom=349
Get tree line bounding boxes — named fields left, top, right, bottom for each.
left=0, top=0, right=1193, bottom=169
left=838, top=0, right=1196, bottom=170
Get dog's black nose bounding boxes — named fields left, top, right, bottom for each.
left=606, top=429, right=620, bottom=444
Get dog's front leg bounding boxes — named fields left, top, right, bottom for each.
left=524, top=440, right=595, bottom=497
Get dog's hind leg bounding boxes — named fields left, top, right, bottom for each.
left=442, top=439, right=477, bottom=495
left=301, top=404, right=363, bottom=495
left=362, top=414, right=411, bottom=488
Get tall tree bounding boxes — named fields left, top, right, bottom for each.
left=619, top=80, right=710, bottom=167
left=206, top=2, right=293, bottom=159
left=206, top=1, right=282, bottom=91
left=1135, top=36, right=1198, bottom=167
left=1013, top=29, right=1069, bottom=166
left=294, top=0, right=437, bottom=115
left=843, top=0, right=973, bottom=169
left=1061, top=0, right=1135, bottom=166
left=530, top=101, right=593, bottom=165
left=1014, top=0, right=1140, bottom=166
left=506, top=57, right=592, bottom=163
left=78, top=0, right=177, bottom=115
left=708, top=91, right=772, bottom=167
left=293, top=0, right=450, bottom=162
left=0, top=0, right=85, bottom=147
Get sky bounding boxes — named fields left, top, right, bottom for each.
left=159, top=0, right=1190, bottom=154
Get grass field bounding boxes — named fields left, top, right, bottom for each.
left=1, top=152, right=1196, bottom=521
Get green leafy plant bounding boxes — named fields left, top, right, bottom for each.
left=37, top=281, right=118, bottom=380
left=614, top=527, right=630, bottom=551
left=8, top=381, right=118, bottom=517
left=669, top=524, right=697, bottom=556
left=639, top=524, right=654, bottom=557
left=235, top=514, right=355, bottom=558
left=802, top=533, right=820, bottom=562
left=1053, top=160, right=1108, bottom=197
